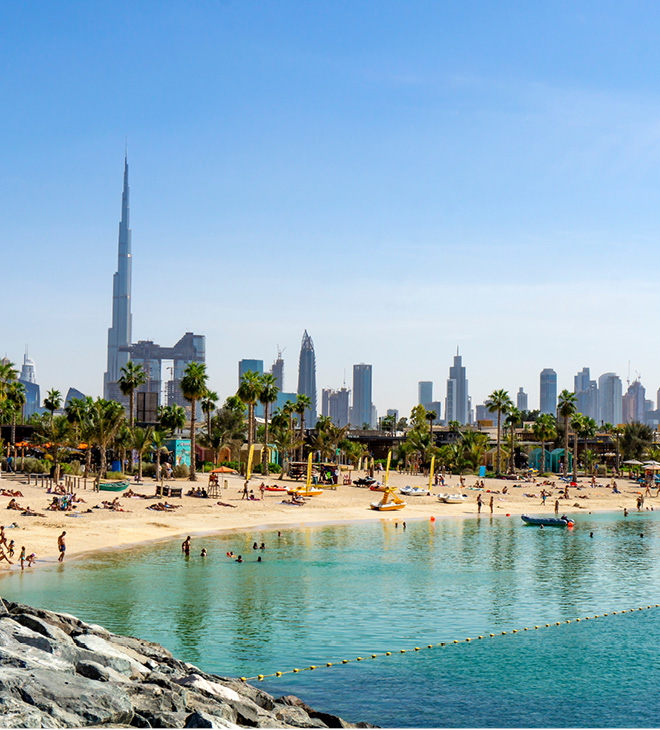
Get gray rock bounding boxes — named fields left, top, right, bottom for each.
left=275, top=705, right=328, bottom=728
left=74, top=633, right=149, bottom=677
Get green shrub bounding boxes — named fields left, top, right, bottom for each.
left=104, top=471, right=126, bottom=481
left=141, top=463, right=156, bottom=478
left=173, top=464, right=189, bottom=479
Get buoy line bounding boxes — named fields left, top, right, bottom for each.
left=240, top=604, right=660, bottom=682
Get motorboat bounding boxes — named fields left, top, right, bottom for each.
left=521, top=514, right=574, bottom=527
left=399, top=486, right=431, bottom=497
left=353, top=477, right=376, bottom=487
left=371, top=488, right=406, bottom=511
left=438, top=493, right=468, bottom=504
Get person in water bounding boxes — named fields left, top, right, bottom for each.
left=200, top=548, right=207, bottom=557
left=182, top=536, right=191, bottom=555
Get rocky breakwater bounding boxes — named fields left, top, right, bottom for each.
left=0, top=598, right=373, bottom=728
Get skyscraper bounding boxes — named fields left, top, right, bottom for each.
left=539, top=369, right=557, bottom=415
left=418, top=381, right=433, bottom=407
left=574, top=367, right=598, bottom=420
left=444, top=349, right=469, bottom=425
left=516, top=387, right=528, bottom=412
left=598, top=372, right=623, bottom=425
left=239, top=359, right=264, bottom=417
left=297, top=330, right=317, bottom=426
left=103, top=154, right=132, bottom=401
left=322, top=387, right=350, bottom=427
left=18, top=348, right=40, bottom=418
left=270, top=349, right=285, bottom=391
left=622, top=380, right=646, bottom=424
left=351, top=364, right=373, bottom=428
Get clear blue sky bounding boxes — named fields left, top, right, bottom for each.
left=3, top=1, right=660, bottom=416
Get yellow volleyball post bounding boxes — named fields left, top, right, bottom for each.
left=306, top=452, right=313, bottom=491
left=246, top=444, right=255, bottom=481
left=429, top=455, right=435, bottom=491
left=384, top=450, right=392, bottom=488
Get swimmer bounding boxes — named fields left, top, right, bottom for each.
left=260, top=542, right=265, bottom=550
left=257, top=555, right=262, bottom=562
left=252, top=542, right=258, bottom=550
left=236, top=555, right=243, bottom=563
left=200, top=548, right=207, bottom=557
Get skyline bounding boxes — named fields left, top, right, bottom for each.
left=4, top=2, right=660, bottom=416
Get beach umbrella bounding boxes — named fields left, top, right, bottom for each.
left=623, top=460, right=643, bottom=465
left=643, top=463, right=660, bottom=471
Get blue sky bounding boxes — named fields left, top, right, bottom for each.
left=3, top=1, right=660, bottom=417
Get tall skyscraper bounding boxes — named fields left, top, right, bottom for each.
left=322, top=387, right=350, bottom=427
left=444, top=349, right=469, bottom=425
left=103, top=154, right=133, bottom=401
left=622, top=380, right=646, bottom=424
left=18, top=348, right=40, bottom=418
left=239, top=359, right=264, bottom=417
left=351, top=364, right=373, bottom=428
left=539, top=368, right=557, bottom=415
left=297, top=330, right=317, bottom=426
left=516, top=387, right=528, bottom=412
left=418, top=381, right=433, bottom=407
left=574, top=367, right=598, bottom=420
left=270, top=349, right=285, bottom=391
left=598, top=372, right=623, bottom=425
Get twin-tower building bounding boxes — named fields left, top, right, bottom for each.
left=103, top=155, right=205, bottom=418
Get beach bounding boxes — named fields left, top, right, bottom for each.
left=0, top=469, right=647, bottom=568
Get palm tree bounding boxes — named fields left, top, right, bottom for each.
left=158, top=404, right=186, bottom=436
left=579, top=416, right=597, bottom=479
left=271, top=424, right=303, bottom=478
left=200, top=389, right=219, bottom=440
left=35, top=413, right=72, bottom=483
left=151, top=430, right=169, bottom=479
left=113, top=425, right=133, bottom=474
left=505, top=406, right=521, bottom=474
left=89, top=398, right=126, bottom=479
left=118, top=361, right=147, bottom=430
left=570, top=413, right=585, bottom=481
left=557, top=390, right=577, bottom=476
left=180, top=362, right=208, bottom=481
left=532, top=414, right=556, bottom=475
left=259, top=373, right=279, bottom=476
left=237, top=370, right=263, bottom=471
left=65, top=395, right=94, bottom=478
left=0, top=361, right=17, bottom=405
left=6, top=382, right=25, bottom=463
left=486, top=389, right=513, bottom=475
left=426, top=410, right=437, bottom=444
left=460, top=430, right=490, bottom=471
left=132, top=426, right=154, bottom=482
left=43, top=388, right=62, bottom=426
left=294, top=394, right=312, bottom=460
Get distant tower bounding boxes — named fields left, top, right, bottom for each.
left=270, top=348, right=285, bottom=391
left=103, top=154, right=133, bottom=399
left=351, top=364, right=373, bottom=428
left=516, top=387, right=528, bottom=412
left=20, top=347, right=37, bottom=384
left=418, top=381, right=433, bottom=407
left=297, top=330, right=317, bottom=426
left=539, top=369, right=557, bottom=415
left=444, top=349, right=469, bottom=425
left=598, top=372, right=623, bottom=425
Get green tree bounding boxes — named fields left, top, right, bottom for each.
left=557, top=390, right=577, bottom=475
left=151, top=430, right=169, bottom=478
left=200, top=389, right=219, bottom=440
left=89, top=398, right=126, bottom=479
left=426, top=410, right=437, bottom=444
left=460, top=430, right=490, bottom=471
left=114, top=425, right=133, bottom=474
left=132, top=426, right=154, bottom=481
left=0, top=361, right=17, bottom=408
left=180, top=362, right=208, bottom=481
left=259, top=373, right=279, bottom=475
left=577, top=416, right=597, bottom=479
left=504, top=406, right=521, bottom=473
left=570, top=413, right=585, bottom=481
left=118, top=360, right=147, bottom=430
left=294, top=394, right=312, bottom=461
left=6, top=381, right=25, bottom=462
left=35, top=413, right=72, bottom=483
left=158, top=404, right=187, bottom=436
left=237, top=371, right=263, bottom=470
left=532, top=413, right=556, bottom=475
left=65, top=396, right=95, bottom=478
left=621, top=422, right=654, bottom=462
left=486, top=389, right=513, bottom=475
left=43, top=388, right=62, bottom=426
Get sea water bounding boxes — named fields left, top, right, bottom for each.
left=2, top=511, right=660, bottom=727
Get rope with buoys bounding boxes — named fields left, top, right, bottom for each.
left=240, top=604, right=660, bottom=682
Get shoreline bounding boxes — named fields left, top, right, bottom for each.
left=0, top=470, right=644, bottom=573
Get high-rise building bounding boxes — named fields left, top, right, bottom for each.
left=297, top=330, right=317, bottom=427
left=239, top=359, right=264, bottom=417
left=270, top=349, right=285, bottom=391
left=18, top=349, right=40, bottom=418
left=623, top=380, right=646, bottom=424
left=444, top=349, right=469, bottom=425
left=104, top=154, right=133, bottom=402
left=574, top=367, right=599, bottom=420
left=516, top=387, right=528, bottom=412
left=322, top=387, right=350, bottom=427
left=418, top=381, right=433, bottom=407
left=386, top=408, right=399, bottom=421
left=657, top=387, right=660, bottom=411
left=351, top=364, right=373, bottom=428
left=426, top=401, right=442, bottom=420
left=598, top=372, right=623, bottom=425
left=539, top=368, right=557, bottom=415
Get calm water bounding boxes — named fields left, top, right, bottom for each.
left=2, top=512, right=660, bottom=727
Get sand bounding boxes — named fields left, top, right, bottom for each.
left=0, top=469, right=648, bottom=570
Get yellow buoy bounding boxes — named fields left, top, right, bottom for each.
left=501, top=631, right=507, bottom=635
left=342, top=660, right=348, bottom=664
left=293, top=668, right=300, bottom=673
left=401, top=649, right=407, bottom=653
left=386, top=651, right=392, bottom=655
left=357, top=657, right=363, bottom=661
left=372, top=654, right=378, bottom=658
left=440, top=643, right=446, bottom=647
left=478, top=636, right=484, bottom=639
left=489, top=633, right=495, bottom=637
left=465, top=638, right=471, bottom=642
left=512, top=629, right=518, bottom=633
left=427, top=645, right=433, bottom=649
left=545, top=624, right=550, bottom=627
left=276, top=671, right=282, bottom=677
left=257, top=674, right=264, bottom=680
left=453, top=640, right=459, bottom=644
left=309, top=666, right=316, bottom=670
left=326, top=663, right=332, bottom=667
left=534, top=626, right=540, bottom=629
left=240, top=677, right=246, bottom=682
left=414, top=647, right=420, bottom=651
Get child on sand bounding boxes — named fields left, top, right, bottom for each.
left=19, top=546, right=25, bottom=570
left=26, top=553, right=36, bottom=567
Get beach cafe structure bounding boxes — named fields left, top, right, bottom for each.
left=528, top=448, right=572, bottom=473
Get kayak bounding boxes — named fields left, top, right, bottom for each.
left=99, top=481, right=130, bottom=492
left=521, top=514, right=574, bottom=528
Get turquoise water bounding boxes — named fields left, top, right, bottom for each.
left=2, top=512, right=660, bottom=727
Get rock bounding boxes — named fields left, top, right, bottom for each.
left=74, top=633, right=149, bottom=677
left=184, top=710, right=223, bottom=728
left=275, top=705, right=328, bottom=728
left=175, top=674, right=243, bottom=704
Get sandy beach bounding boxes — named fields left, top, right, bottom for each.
left=0, top=469, right=649, bottom=570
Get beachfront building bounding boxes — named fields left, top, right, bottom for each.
left=322, top=387, right=350, bottom=428
left=539, top=368, right=557, bottom=415
left=622, top=379, right=646, bottom=424
left=516, top=387, right=528, bottom=412
left=598, top=372, right=623, bottom=425
left=351, top=363, right=373, bottom=428
left=444, top=349, right=469, bottom=425
left=297, top=330, right=317, bottom=426
left=239, top=359, right=264, bottom=417
left=574, top=367, right=599, bottom=421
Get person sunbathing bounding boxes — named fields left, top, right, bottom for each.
left=147, top=501, right=180, bottom=512
left=21, top=507, right=45, bottom=517
left=216, top=501, right=237, bottom=508
left=0, top=489, right=23, bottom=498
left=71, top=494, right=86, bottom=503
left=6, top=499, right=23, bottom=511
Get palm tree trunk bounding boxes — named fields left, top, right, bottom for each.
left=128, top=389, right=135, bottom=472
left=189, top=398, right=197, bottom=481
left=496, top=410, right=501, bottom=475
left=138, top=453, right=143, bottom=481
left=541, top=439, right=545, bottom=474
left=563, top=417, right=569, bottom=474
left=299, top=415, right=305, bottom=461
left=84, top=447, right=91, bottom=479
left=263, top=402, right=270, bottom=476
left=573, top=433, right=578, bottom=481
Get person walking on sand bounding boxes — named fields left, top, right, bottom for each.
left=554, top=499, right=559, bottom=515
left=489, top=495, right=494, bottom=514
left=19, top=546, right=25, bottom=571
left=57, top=531, right=66, bottom=563
left=477, top=494, right=482, bottom=514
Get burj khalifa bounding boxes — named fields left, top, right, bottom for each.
left=103, top=154, right=133, bottom=400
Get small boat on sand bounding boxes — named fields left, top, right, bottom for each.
left=521, top=514, right=574, bottom=528
left=98, top=481, right=130, bottom=492
left=399, top=486, right=430, bottom=497
left=371, top=488, right=406, bottom=511
left=264, top=485, right=288, bottom=492
left=438, top=493, right=467, bottom=504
